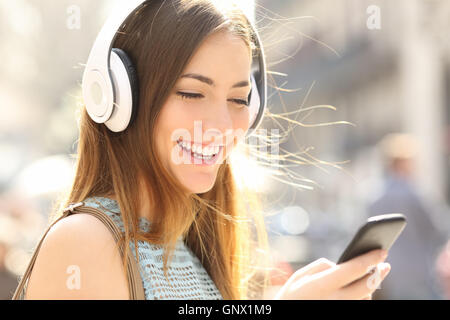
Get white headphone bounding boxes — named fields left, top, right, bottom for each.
left=82, top=0, right=267, bottom=136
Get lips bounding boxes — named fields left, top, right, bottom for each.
left=175, top=141, right=222, bottom=166
left=175, top=137, right=235, bottom=166
left=176, top=138, right=222, bottom=157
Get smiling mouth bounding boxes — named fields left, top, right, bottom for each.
left=176, top=138, right=223, bottom=162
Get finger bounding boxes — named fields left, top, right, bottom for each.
left=288, top=258, right=337, bottom=295
left=362, top=294, right=372, bottom=300
left=337, top=262, right=391, bottom=300
left=330, top=249, right=388, bottom=289
left=292, top=258, right=336, bottom=280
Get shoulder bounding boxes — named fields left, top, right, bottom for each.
left=25, top=213, right=130, bottom=299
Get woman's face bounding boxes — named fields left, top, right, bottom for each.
left=155, top=30, right=253, bottom=194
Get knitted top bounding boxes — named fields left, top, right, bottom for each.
left=82, top=196, right=223, bottom=300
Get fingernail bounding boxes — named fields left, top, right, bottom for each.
left=380, top=249, right=388, bottom=259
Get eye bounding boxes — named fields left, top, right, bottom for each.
left=232, top=99, right=249, bottom=107
left=176, top=92, right=203, bottom=100
left=176, top=92, right=249, bottom=107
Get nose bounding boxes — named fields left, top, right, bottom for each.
left=202, top=102, right=235, bottom=145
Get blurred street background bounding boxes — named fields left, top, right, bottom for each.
left=1, top=0, right=450, bottom=299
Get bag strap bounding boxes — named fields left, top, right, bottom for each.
left=12, top=201, right=146, bottom=300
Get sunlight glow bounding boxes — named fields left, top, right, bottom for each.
left=228, top=142, right=273, bottom=192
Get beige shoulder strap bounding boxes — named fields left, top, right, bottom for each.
left=11, top=201, right=145, bottom=300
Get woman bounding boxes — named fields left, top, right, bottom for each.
left=23, top=0, right=390, bottom=300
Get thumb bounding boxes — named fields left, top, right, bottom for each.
left=275, top=258, right=337, bottom=300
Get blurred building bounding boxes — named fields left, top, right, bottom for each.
left=260, top=0, right=450, bottom=204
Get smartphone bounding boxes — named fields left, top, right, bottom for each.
left=337, top=213, right=407, bottom=264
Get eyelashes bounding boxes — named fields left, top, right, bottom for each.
left=176, top=92, right=249, bottom=107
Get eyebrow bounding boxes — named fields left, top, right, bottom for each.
left=180, top=73, right=250, bottom=89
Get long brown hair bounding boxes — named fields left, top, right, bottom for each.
left=51, top=0, right=271, bottom=299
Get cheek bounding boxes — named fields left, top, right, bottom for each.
left=235, top=107, right=250, bottom=131
left=161, top=101, right=200, bottom=138
left=231, top=107, right=251, bottom=144
left=155, top=102, right=186, bottom=157
left=154, top=100, right=201, bottom=159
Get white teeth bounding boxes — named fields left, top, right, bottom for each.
left=178, top=140, right=220, bottom=158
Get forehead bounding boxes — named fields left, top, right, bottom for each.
left=183, top=31, right=252, bottom=76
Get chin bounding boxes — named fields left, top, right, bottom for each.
left=180, top=176, right=217, bottom=194
left=189, top=183, right=215, bottom=195
left=173, top=167, right=219, bottom=195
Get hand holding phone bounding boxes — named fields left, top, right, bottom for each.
left=275, top=213, right=406, bottom=299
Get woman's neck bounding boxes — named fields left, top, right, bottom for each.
left=103, top=190, right=155, bottom=223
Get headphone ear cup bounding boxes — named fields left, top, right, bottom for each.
left=105, top=48, right=139, bottom=132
